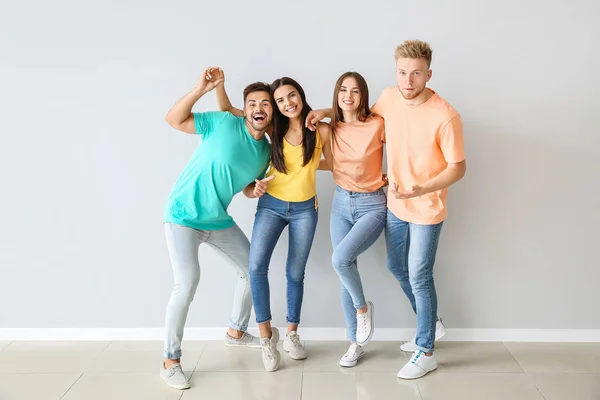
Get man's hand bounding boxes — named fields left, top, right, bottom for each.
left=196, top=67, right=225, bottom=94
left=305, top=109, right=327, bottom=131
left=253, top=175, right=275, bottom=198
left=390, top=182, right=424, bottom=199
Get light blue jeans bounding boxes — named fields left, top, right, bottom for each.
left=163, top=223, right=253, bottom=359
left=385, top=209, right=443, bottom=353
left=249, top=193, right=318, bottom=325
left=330, top=186, right=386, bottom=342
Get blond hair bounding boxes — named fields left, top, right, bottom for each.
left=394, top=40, right=433, bottom=67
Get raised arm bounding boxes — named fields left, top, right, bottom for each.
left=215, top=69, right=244, bottom=117
left=165, top=67, right=224, bottom=134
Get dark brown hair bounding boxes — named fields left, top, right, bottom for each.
left=332, top=72, right=371, bottom=125
left=243, top=82, right=271, bottom=102
left=269, top=77, right=316, bottom=174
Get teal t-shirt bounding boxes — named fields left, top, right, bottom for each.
left=164, top=112, right=270, bottom=230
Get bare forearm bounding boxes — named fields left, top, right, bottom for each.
left=420, top=161, right=466, bottom=195
left=166, top=87, right=205, bottom=126
left=243, top=183, right=257, bottom=198
left=215, top=84, right=234, bottom=112
left=318, top=158, right=331, bottom=171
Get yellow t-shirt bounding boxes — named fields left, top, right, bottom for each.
left=372, top=87, right=465, bottom=225
left=265, top=126, right=323, bottom=202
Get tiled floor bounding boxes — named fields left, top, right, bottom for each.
left=0, top=340, right=599, bottom=399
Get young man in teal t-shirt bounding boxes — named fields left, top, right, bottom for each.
left=160, top=67, right=273, bottom=390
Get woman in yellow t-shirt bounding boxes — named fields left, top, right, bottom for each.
left=216, top=75, right=331, bottom=372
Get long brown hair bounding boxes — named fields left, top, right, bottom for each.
left=270, top=77, right=316, bottom=174
left=332, top=72, right=371, bottom=125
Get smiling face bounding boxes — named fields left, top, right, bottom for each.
left=273, top=84, right=303, bottom=120
left=337, top=77, right=361, bottom=114
left=332, top=72, right=371, bottom=123
left=243, top=90, right=273, bottom=131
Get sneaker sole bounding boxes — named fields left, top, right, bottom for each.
left=397, top=366, right=437, bottom=380
left=283, top=342, right=307, bottom=360
left=161, top=376, right=191, bottom=390
left=339, top=352, right=364, bottom=368
left=224, top=341, right=262, bottom=349
left=356, top=301, right=375, bottom=346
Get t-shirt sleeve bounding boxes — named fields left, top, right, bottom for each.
left=439, top=114, right=466, bottom=163
left=193, top=111, right=225, bottom=136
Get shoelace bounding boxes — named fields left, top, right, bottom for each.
left=288, top=334, right=303, bottom=349
left=166, top=363, right=183, bottom=377
left=243, top=332, right=256, bottom=341
left=261, top=340, right=274, bottom=360
left=411, top=350, right=424, bottom=365
left=357, top=313, right=368, bottom=334
left=346, top=343, right=360, bottom=357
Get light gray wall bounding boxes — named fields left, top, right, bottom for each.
left=1, top=0, right=598, bottom=330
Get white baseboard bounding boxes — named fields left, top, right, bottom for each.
left=1, top=328, right=599, bottom=342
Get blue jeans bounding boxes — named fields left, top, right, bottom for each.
left=330, top=186, right=386, bottom=342
left=385, top=209, right=443, bottom=353
left=249, top=193, right=318, bottom=325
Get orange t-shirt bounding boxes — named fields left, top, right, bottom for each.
left=331, top=115, right=386, bottom=192
left=372, top=87, right=465, bottom=225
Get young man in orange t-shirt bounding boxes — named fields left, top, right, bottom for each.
left=371, top=40, right=466, bottom=379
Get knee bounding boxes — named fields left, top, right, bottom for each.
left=332, top=250, right=352, bottom=273
left=172, top=280, right=199, bottom=303
left=286, top=268, right=306, bottom=286
left=249, top=261, right=267, bottom=276
left=409, top=273, right=433, bottom=291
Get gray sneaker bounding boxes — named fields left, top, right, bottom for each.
left=160, top=363, right=190, bottom=390
left=261, top=327, right=281, bottom=372
left=224, top=331, right=261, bottom=348
left=283, top=331, right=307, bottom=360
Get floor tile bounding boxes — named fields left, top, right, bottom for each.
left=530, top=373, right=600, bottom=400
left=182, top=371, right=301, bottom=399
left=0, top=373, right=80, bottom=400
left=302, top=371, right=421, bottom=400
left=0, top=342, right=107, bottom=374
left=505, top=342, right=600, bottom=373
left=417, top=373, right=545, bottom=400
left=61, top=373, right=182, bottom=400
left=433, top=341, right=524, bottom=373
left=0, top=341, right=12, bottom=351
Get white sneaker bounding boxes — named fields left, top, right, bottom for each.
left=356, top=301, right=374, bottom=346
left=397, top=350, right=437, bottom=379
left=400, top=318, right=447, bottom=352
left=260, top=327, right=281, bottom=372
left=339, top=342, right=364, bottom=367
left=224, top=331, right=261, bottom=348
left=160, top=363, right=190, bottom=390
left=283, top=331, right=308, bottom=360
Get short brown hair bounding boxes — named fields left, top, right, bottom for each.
left=394, top=40, right=433, bottom=67
left=243, top=82, right=271, bottom=102
left=332, top=71, right=371, bottom=124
